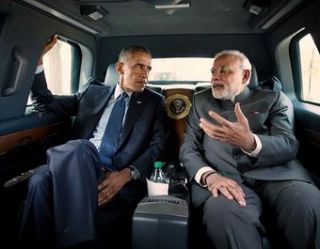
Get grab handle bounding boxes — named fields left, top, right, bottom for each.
left=2, top=48, right=26, bottom=96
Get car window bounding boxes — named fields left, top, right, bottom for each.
left=298, top=34, right=320, bottom=104
left=27, top=38, right=82, bottom=106
left=43, top=39, right=73, bottom=95
left=149, top=58, right=212, bottom=83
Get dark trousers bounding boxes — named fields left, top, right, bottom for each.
left=202, top=180, right=320, bottom=249
left=18, top=139, right=136, bottom=249
left=95, top=196, right=136, bottom=249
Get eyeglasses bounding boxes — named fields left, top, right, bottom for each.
left=210, top=65, right=234, bottom=76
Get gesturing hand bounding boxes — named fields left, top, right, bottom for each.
left=199, top=102, right=256, bottom=152
left=206, top=173, right=246, bottom=206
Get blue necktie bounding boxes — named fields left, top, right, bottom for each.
left=99, top=92, right=128, bottom=170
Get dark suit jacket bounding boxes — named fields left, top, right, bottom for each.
left=180, top=87, right=312, bottom=207
left=31, top=72, right=169, bottom=202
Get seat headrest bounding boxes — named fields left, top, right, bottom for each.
left=104, top=63, right=119, bottom=86
left=259, top=76, right=282, bottom=91
left=248, top=64, right=259, bottom=90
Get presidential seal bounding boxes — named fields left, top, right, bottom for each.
left=165, top=94, right=192, bottom=120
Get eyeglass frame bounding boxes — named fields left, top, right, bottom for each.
left=210, top=64, right=244, bottom=76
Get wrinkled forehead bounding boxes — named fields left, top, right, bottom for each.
left=126, top=51, right=152, bottom=62
left=213, top=54, right=242, bottom=68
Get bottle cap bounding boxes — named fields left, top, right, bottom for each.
left=154, top=161, right=162, bottom=169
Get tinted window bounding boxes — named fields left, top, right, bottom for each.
left=27, top=38, right=82, bottom=106
left=298, top=34, right=320, bottom=104
left=149, top=58, right=212, bottom=83
left=43, top=39, right=73, bottom=95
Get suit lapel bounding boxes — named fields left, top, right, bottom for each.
left=118, top=92, right=146, bottom=146
left=93, top=86, right=115, bottom=115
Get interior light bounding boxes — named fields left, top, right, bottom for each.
left=21, top=0, right=99, bottom=34
left=154, top=0, right=190, bottom=10
left=248, top=4, right=264, bottom=15
left=80, top=5, right=108, bottom=21
left=243, top=0, right=269, bottom=16
left=88, top=12, right=103, bottom=21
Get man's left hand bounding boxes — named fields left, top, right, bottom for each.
left=200, top=102, right=256, bottom=151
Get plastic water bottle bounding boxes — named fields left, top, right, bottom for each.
left=150, top=161, right=170, bottom=183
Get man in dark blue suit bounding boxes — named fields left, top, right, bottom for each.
left=19, top=35, right=169, bottom=249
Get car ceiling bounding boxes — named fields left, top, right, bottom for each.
left=18, top=0, right=308, bottom=37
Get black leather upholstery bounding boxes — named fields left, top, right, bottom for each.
left=248, top=64, right=259, bottom=89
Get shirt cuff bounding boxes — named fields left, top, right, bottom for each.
left=195, top=167, right=215, bottom=187
left=35, top=65, right=44, bottom=74
left=241, top=134, right=262, bottom=157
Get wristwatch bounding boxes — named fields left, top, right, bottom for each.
left=128, top=166, right=140, bottom=180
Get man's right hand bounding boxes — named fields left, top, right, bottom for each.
left=199, top=103, right=256, bottom=152
left=97, top=168, right=132, bottom=206
left=38, top=34, right=58, bottom=65
left=206, top=173, right=246, bottom=206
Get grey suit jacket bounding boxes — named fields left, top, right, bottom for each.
left=180, top=87, right=312, bottom=207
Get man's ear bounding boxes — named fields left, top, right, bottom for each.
left=115, top=61, right=124, bottom=74
left=243, top=69, right=251, bottom=85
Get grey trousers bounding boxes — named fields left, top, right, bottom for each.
left=202, top=180, right=320, bottom=249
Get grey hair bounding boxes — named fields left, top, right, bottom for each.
left=214, top=50, right=252, bottom=70
left=214, top=50, right=252, bottom=84
left=118, top=45, right=152, bottom=62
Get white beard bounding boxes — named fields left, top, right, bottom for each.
left=212, top=88, right=238, bottom=102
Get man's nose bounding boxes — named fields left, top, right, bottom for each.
left=212, top=73, right=220, bottom=81
left=140, top=67, right=149, bottom=76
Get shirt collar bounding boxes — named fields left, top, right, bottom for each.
left=114, top=84, right=133, bottom=99
left=219, top=87, right=252, bottom=110
left=234, top=87, right=251, bottom=103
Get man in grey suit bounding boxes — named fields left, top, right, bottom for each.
left=19, top=35, right=169, bottom=249
left=180, top=50, right=320, bottom=249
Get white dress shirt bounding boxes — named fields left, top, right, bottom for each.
left=89, top=84, right=132, bottom=150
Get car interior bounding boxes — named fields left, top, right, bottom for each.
left=1, top=0, right=320, bottom=248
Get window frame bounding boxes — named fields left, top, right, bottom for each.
left=42, top=36, right=82, bottom=95
left=27, top=36, right=90, bottom=108
left=290, top=30, right=320, bottom=106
